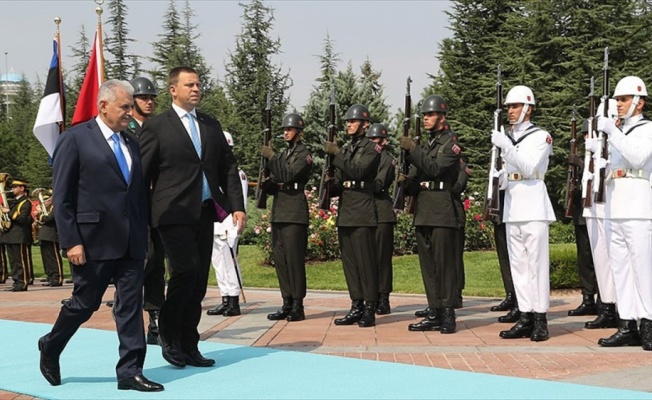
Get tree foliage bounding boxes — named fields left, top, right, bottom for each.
left=105, top=0, right=140, bottom=80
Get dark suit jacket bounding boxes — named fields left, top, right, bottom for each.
left=139, top=107, right=245, bottom=228
left=52, top=118, right=148, bottom=261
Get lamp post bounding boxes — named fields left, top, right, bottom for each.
left=3, top=52, right=8, bottom=121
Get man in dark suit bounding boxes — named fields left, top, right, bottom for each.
left=139, top=66, right=246, bottom=368
left=38, top=79, right=163, bottom=392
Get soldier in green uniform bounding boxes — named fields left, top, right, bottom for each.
left=366, top=123, right=396, bottom=315
left=37, top=191, right=64, bottom=287
left=1, top=179, right=34, bottom=291
left=325, top=104, right=381, bottom=328
left=262, top=113, right=313, bottom=322
left=399, top=95, right=461, bottom=333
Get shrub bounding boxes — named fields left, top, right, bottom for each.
left=550, top=244, right=580, bottom=289
left=464, top=196, right=494, bottom=251
left=549, top=221, right=575, bottom=244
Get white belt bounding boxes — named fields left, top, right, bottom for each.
left=507, top=171, right=544, bottom=181
left=611, top=168, right=652, bottom=180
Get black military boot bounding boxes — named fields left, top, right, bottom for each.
left=358, top=301, right=377, bottom=328
left=286, top=299, right=305, bottom=322
left=335, top=300, right=364, bottom=325
left=440, top=307, right=456, bottom=334
left=222, top=296, right=241, bottom=316
left=568, top=293, right=598, bottom=316
left=498, top=305, right=521, bottom=323
left=414, top=307, right=430, bottom=318
left=376, top=293, right=391, bottom=315
left=146, top=310, right=160, bottom=345
left=408, top=308, right=442, bottom=331
left=454, top=290, right=463, bottom=309
left=491, top=292, right=515, bottom=312
left=267, top=298, right=292, bottom=320
left=598, top=319, right=641, bottom=347
left=530, top=312, right=549, bottom=342
left=499, top=312, right=534, bottom=339
left=640, top=319, right=652, bottom=351
left=206, top=296, right=229, bottom=316
left=585, top=302, right=618, bottom=329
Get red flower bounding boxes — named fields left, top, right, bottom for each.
left=463, top=198, right=470, bottom=211
left=480, top=223, right=485, bottom=230
left=473, top=214, right=482, bottom=221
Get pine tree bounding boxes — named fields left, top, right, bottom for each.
left=105, top=0, right=138, bottom=80
left=150, top=0, right=183, bottom=91
left=65, top=25, right=91, bottom=125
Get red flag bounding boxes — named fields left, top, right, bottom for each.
left=71, top=30, right=104, bottom=126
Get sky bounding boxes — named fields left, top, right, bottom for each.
left=0, top=0, right=452, bottom=114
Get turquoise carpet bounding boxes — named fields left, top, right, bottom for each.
left=0, top=320, right=650, bottom=399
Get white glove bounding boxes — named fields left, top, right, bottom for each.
left=596, top=157, right=609, bottom=170
left=491, top=127, right=512, bottom=150
left=597, top=115, right=617, bottom=136
left=585, top=137, right=601, bottom=153
left=490, top=168, right=503, bottom=179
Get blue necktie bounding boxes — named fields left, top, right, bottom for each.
left=186, top=113, right=211, bottom=201
left=111, top=133, right=130, bottom=183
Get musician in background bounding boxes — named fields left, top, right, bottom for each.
left=0, top=195, right=7, bottom=283
left=37, top=191, right=63, bottom=287
left=1, top=179, right=34, bottom=292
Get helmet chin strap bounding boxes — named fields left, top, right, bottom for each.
left=622, top=95, right=640, bottom=120
left=134, top=101, right=151, bottom=118
left=511, top=104, right=529, bottom=125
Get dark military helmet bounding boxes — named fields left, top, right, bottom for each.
left=344, top=104, right=371, bottom=121
left=421, top=95, right=448, bottom=114
left=366, top=123, right=389, bottom=139
left=581, top=119, right=589, bottom=133
left=281, top=113, right=305, bottom=130
left=130, top=77, right=157, bottom=97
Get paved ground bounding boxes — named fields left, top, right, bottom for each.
left=1, top=281, right=652, bottom=399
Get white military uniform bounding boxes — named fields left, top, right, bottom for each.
left=604, top=114, right=652, bottom=320
left=499, top=121, right=556, bottom=313
left=211, top=166, right=248, bottom=297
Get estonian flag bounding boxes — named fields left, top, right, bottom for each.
left=33, top=39, right=65, bottom=158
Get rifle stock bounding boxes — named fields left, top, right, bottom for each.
left=255, top=92, right=272, bottom=209
left=405, top=110, right=421, bottom=214
left=482, top=65, right=503, bottom=221
left=595, top=47, right=609, bottom=204
left=392, top=77, right=412, bottom=211
left=564, top=106, right=578, bottom=219
left=317, top=87, right=336, bottom=210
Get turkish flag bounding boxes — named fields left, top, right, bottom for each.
left=71, top=31, right=103, bottom=126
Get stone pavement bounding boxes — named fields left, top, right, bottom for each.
left=1, top=282, right=652, bottom=399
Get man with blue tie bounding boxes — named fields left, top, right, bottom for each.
left=38, top=80, right=163, bottom=391
left=140, top=66, right=246, bottom=368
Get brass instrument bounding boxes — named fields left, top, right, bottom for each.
left=0, top=173, right=12, bottom=232
left=32, top=188, right=51, bottom=217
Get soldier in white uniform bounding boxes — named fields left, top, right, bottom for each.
left=491, top=85, right=556, bottom=342
left=581, top=100, right=618, bottom=331
left=590, top=76, right=652, bottom=350
left=206, top=131, right=248, bottom=317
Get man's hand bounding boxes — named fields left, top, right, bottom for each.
left=233, top=211, right=246, bottom=235
left=396, top=173, right=407, bottom=183
left=324, top=141, right=340, bottom=155
left=261, top=145, right=274, bottom=160
left=597, top=115, right=617, bottom=136
left=399, top=137, right=417, bottom=151
left=491, top=128, right=511, bottom=150
left=66, top=244, right=86, bottom=266
left=585, top=137, right=600, bottom=153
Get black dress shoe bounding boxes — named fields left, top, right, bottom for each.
left=38, top=337, right=61, bottom=386
left=4, top=286, right=27, bottom=292
left=61, top=297, right=72, bottom=306
left=118, top=374, right=164, bottom=392
left=414, top=307, right=429, bottom=318
left=184, top=350, right=216, bottom=367
left=158, top=336, right=186, bottom=367
left=42, top=282, right=52, bottom=287
left=64, top=279, right=73, bottom=284
left=39, top=278, right=48, bottom=282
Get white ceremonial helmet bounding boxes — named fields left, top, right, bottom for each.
left=504, top=85, right=535, bottom=124
left=223, top=131, right=234, bottom=147
left=613, top=76, right=647, bottom=120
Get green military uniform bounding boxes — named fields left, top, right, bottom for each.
left=491, top=190, right=516, bottom=309
left=268, top=141, right=312, bottom=305
left=405, top=128, right=460, bottom=309
left=37, top=201, right=63, bottom=286
left=2, top=194, right=33, bottom=291
left=126, top=116, right=144, bottom=139
left=451, top=159, right=470, bottom=307
left=373, top=147, right=397, bottom=302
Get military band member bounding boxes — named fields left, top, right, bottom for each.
left=325, top=104, right=381, bottom=328
left=590, top=76, right=652, bottom=350
left=0, top=231, right=7, bottom=284
left=37, top=192, right=64, bottom=287
left=366, top=123, right=396, bottom=315
left=1, top=179, right=34, bottom=292
left=400, top=95, right=461, bottom=334
left=262, top=113, right=312, bottom=322
left=491, top=85, right=556, bottom=342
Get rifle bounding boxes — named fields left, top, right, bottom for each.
left=595, top=47, right=609, bottom=203
left=392, top=76, right=412, bottom=211
left=406, top=105, right=421, bottom=215
left=564, top=106, right=578, bottom=218
left=317, top=86, right=336, bottom=210
left=482, top=64, right=503, bottom=220
left=583, top=77, right=596, bottom=208
left=255, top=92, right=272, bottom=209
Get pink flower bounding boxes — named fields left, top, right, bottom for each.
left=473, top=214, right=482, bottom=221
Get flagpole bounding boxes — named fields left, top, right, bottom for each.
left=95, top=0, right=105, bottom=84
left=54, top=16, right=65, bottom=133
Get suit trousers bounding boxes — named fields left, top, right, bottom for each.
left=506, top=221, right=550, bottom=313
left=338, top=226, right=378, bottom=302
left=585, top=218, right=616, bottom=303
left=143, top=228, right=166, bottom=311
left=605, top=218, right=652, bottom=320
left=272, top=223, right=307, bottom=300
left=493, top=222, right=514, bottom=295
left=40, top=240, right=63, bottom=285
left=574, top=223, right=597, bottom=296
left=7, top=243, right=30, bottom=289
left=376, top=222, right=394, bottom=294
left=0, top=243, right=8, bottom=282
left=158, top=203, right=215, bottom=352
left=415, top=226, right=458, bottom=308
left=42, top=256, right=146, bottom=380
left=211, top=235, right=242, bottom=297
